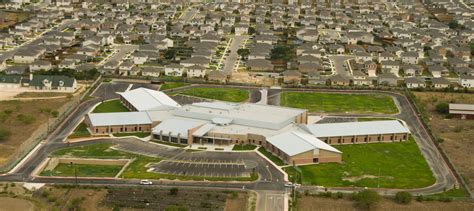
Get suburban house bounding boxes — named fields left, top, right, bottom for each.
left=164, top=64, right=185, bottom=77
left=29, top=75, right=77, bottom=92
left=459, top=75, right=474, bottom=88
left=449, top=104, right=474, bottom=119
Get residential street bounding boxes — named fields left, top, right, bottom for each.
left=222, top=35, right=247, bottom=74
left=328, top=55, right=353, bottom=77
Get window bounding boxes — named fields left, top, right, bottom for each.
left=162, top=136, right=169, bottom=141
left=180, top=138, right=187, bottom=144
left=171, top=137, right=178, bottom=143
left=120, top=128, right=123, bottom=132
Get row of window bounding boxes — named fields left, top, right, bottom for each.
left=95, top=126, right=141, bottom=133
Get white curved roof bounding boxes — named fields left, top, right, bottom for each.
left=267, top=131, right=341, bottom=156
left=119, top=87, right=180, bottom=111
left=303, top=120, right=410, bottom=138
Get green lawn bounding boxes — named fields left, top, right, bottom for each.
left=152, top=140, right=186, bottom=148
left=426, top=188, right=469, bottom=199
left=113, top=132, right=150, bottom=138
left=92, top=99, right=129, bottom=113
left=159, top=82, right=190, bottom=91
left=177, top=87, right=249, bottom=102
left=258, top=147, right=285, bottom=166
left=40, top=163, right=123, bottom=177
left=284, top=138, right=435, bottom=189
left=52, top=143, right=130, bottom=158
left=68, top=122, right=91, bottom=139
left=280, top=92, right=399, bottom=114
left=232, top=144, right=257, bottom=151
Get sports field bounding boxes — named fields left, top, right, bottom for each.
left=177, top=87, right=249, bottom=102
left=284, top=138, right=435, bottom=189
left=280, top=92, right=398, bottom=114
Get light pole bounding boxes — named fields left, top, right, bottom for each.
left=70, top=162, right=78, bottom=185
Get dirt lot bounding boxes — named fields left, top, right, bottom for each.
left=34, top=186, right=109, bottom=211
left=0, top=98, right=69, bottom=166
left=0, top=11, right=30, bottom=30
left=413, top=92, right=474, bottom=190
left=297, top=195, right=474, bottom=211
left=0, top=197, right=34, bottom=211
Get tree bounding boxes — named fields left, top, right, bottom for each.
left=435, top=102, right=449, bottom=114
left=448, top=21, right=460, bottom=29
left=395, top=191, right=412, bottom=204
left=0, top=128, right=11, bottom=141
left=353, top=189, right=381, bottom=209
left=237, top=48, right=250, bottom=60
left=169, top=187, right=179, bottom=195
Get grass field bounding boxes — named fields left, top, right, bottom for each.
left=0, top=98, right=69, bottom=167
left=159, top=82, right=189, bottom=91
left=68, top=122, right=91, bottom=139
left=284, top=138, right=435, bottom=189
left=40, top=163, right=122, bottom=177
left=258, top=147, right=285, bottom=166
left=14, top=92, right=70, bottom=98
left=177, top=87, right=249, bottom=102
left=92, top=100, right=129, bottom=113
left=232, top=144, right=257, bottom=151
left=280, top=92, right=398, bottom=114
left=113, top=132, right=150, bottom=138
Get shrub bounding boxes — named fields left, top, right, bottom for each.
left=0, top=128, right=11, bottom=141
left=353, top=190, right=381, bottom=209
left=169, top=187, right=178, bottom=195
left=395, top=191, right=412, bottom=204
left=16, top=114, right=35, bottom=124
left=435, top=102, right=449, bottom=114
left=416, top=194, right=424, bottom=202
left=335, top=192, right=344, bottom=199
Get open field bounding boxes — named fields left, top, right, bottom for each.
left=0, top=197, right=34, bottom=211
left=285, top=138, right=435, bottom=189
left=40, top=163, right=122, bottom=177
left=258, top=147, right=285, bottom=166
left=280, top=92, right=399, bottom=114
left=92, top=99, right=129, bottom=113
left=49, top=143, right=256, bottom=181
left=176, top=87, right=249, bottom=102
left=0, top=99, right=69, bottom=166
left=14, top=92, right=70, bottom=98
left=0, top=11, right=30, bottom=29
left=297, top=195, right=474, bottom=211
left=413, top=92, right=474, bottom=191
left=159, top=82, right=190, bottom=91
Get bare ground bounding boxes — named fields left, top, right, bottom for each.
left=298, top=196, right=474, bottom=211
left=0, top=98, right=70, bottom=166
left=413, top=92, right=474, bottom=190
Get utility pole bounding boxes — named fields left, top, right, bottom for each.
left=71, top=162, right=78, bottom=185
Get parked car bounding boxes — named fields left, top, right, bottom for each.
left=139, top=180, right=153, bottom=185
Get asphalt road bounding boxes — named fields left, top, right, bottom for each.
left=222, top=36, right=246, bottom=74
left=100, top=45, right=138, bottom=67
left=328, top=55, right=353, bottom=77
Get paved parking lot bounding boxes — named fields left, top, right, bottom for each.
left=92, top=82, right=130, bottom=99
left=149, top=160, right=251, bottom=178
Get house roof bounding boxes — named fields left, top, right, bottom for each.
left=119, top=87, right=181, bottom=111
left=29, top=75, right=75, bottom=87
left=152, top=118, right=206, bottom=138
left=88, top=112, right=152, bottom=127
left=303, top=120, right=410, bottom=138
left=266, top=131, right=341, bottom=156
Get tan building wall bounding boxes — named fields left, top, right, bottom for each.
left=321, top=133, right=409, bottom=145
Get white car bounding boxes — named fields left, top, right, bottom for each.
left=139, top=180, right=153, bottom=185
left=284, top=182, right=294, bottom=188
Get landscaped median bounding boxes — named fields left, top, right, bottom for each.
left=257, top=147, right=285, bottom=166
left=283, top=137, right=436, bottom=189
left=38, top=143, right=258, bottom=182
left=280, top=92, right=399, bottom=114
